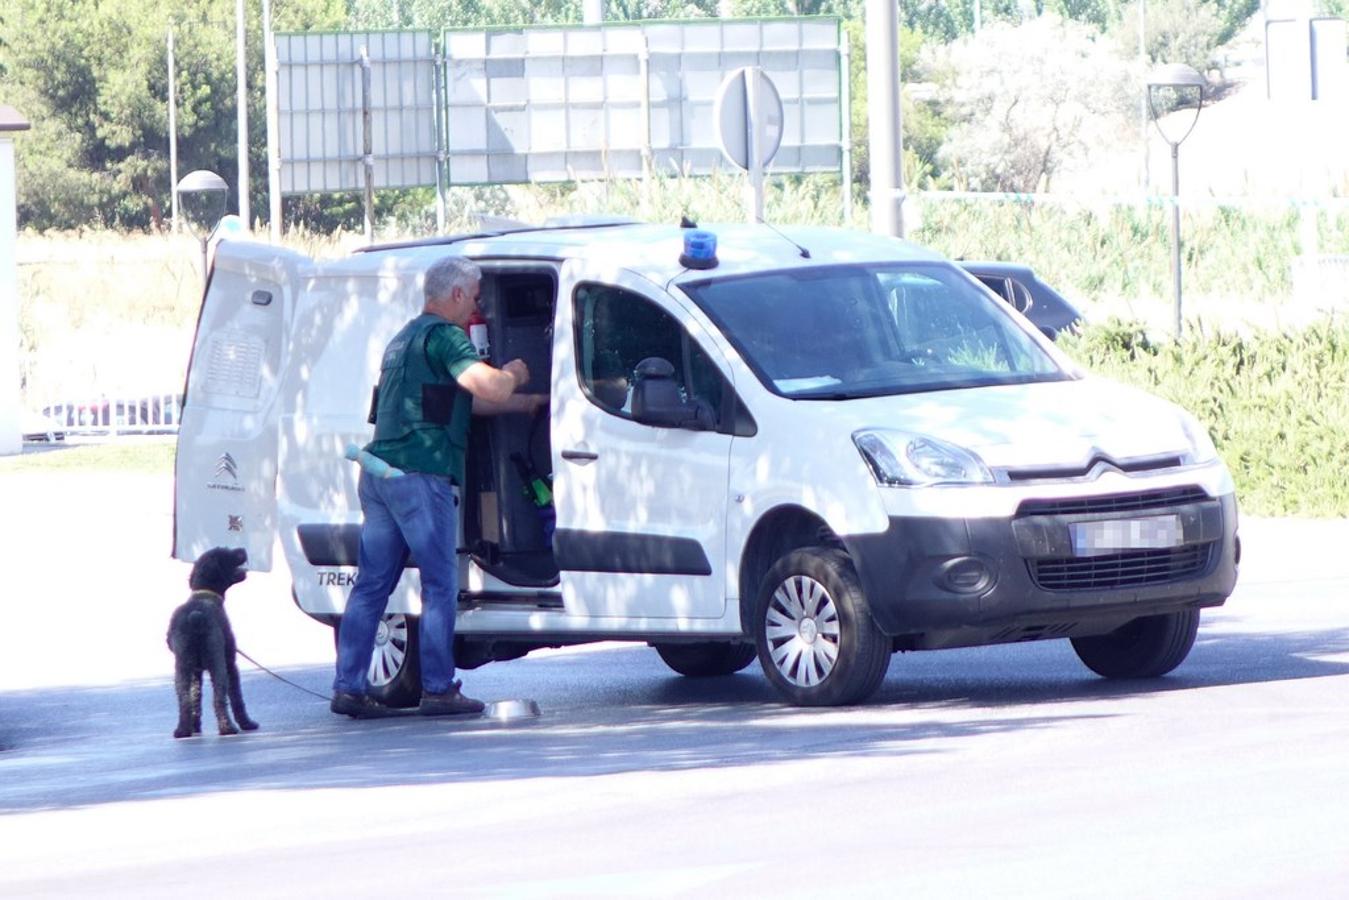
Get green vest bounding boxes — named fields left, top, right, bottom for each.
left=367, top=314, right=473, bottom=480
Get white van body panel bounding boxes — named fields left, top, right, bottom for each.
left=277, top=268, right=427, bottom=617
left=551, top=260, right=734, bottom=620
left=173, top=240, right=309, bottom=570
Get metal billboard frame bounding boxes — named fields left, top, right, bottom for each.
left=440, top=18, right=845, bottom=186
left=266, top=17, right=847, bottom=235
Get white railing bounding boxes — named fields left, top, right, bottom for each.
left=1293, top=255, right=1349, bottom=309
left=37, top=393, right=183, bottom=436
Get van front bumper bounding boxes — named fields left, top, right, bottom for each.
left=840, top=491, right=1238, bottom=647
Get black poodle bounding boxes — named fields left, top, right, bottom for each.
left=167, top=547, right=259, bottom=738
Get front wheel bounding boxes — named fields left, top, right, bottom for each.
left=653, top=642, right=758, bottom=677
left=1071, top=609, right=1200, bottom=679
left=333, top=613, right=421, bottom=708
left=754, top=548, right=891, bottom=706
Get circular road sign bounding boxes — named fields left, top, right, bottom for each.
left=715, top=67, right=785, bottom=171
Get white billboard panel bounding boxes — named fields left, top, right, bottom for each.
left=1311, top=17, right=1348, bottom=100
left=276, top=31, right=438, bottom=194
left=443, top=18, right=843, bottom=185
left=1266, top=19, right=1312, bottom=102
left=270, top=18, right=843, bottom=195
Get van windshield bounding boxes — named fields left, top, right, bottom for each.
left=682, top=263, right=1070, bottom=399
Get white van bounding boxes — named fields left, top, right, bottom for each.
left=173, top=221, right=1239, bottom=707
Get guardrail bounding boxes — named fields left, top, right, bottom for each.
left=38, top=393, right=183, bottom=437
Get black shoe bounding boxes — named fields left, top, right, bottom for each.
left=331, top=691, right=400, bottom=719
left=418, top=681, right=485, bottom=716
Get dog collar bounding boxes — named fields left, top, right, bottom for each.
left=189, top=590, right=224, bottom=602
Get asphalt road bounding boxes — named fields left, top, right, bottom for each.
left=1, top=470, right=1347, bottom=898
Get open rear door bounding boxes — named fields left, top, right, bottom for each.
left=173, top=240, right=308, bottom=571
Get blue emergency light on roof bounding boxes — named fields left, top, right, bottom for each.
left=679, top=229, right=719, bottom=270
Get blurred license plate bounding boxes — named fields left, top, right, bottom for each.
left=1071, top=515, right=1182, bottom=557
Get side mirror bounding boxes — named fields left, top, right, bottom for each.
left=630, top=357, right=714, bottom=430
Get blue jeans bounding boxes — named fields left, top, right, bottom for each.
left=333, top=470, right=461, bottom=697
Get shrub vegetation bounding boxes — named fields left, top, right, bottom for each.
left=1061, top=318, right=1349, bottom=516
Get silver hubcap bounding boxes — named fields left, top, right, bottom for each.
left=367, top=615, right=409, bottom=687
left=765, top=575, right=841, bottom=688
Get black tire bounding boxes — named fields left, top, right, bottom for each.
left=1071, top=609, right=1200, bottom=679
left=332, top=613, right=421, bottom=708
left=754, top=548, right=891, bottom=706
left=653, top=642, right=758, bottom=677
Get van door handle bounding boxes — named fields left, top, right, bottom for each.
left=561, top=449, right=599, bottom=463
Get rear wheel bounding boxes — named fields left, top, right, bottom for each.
left=754, top=548, right=891, bottom=706
left=653, top=642, right=758, bottom=677
left=1071, top=609, right=1200, bottom=678
left=333, top=613, right=421, bottom=708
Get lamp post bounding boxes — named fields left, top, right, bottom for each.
left=1147, top=63, right=1206, bottom=337
left=175, top=170, right=229, bottom=288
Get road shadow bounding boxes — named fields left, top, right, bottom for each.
left=2, top=622, right=1347, bottom=815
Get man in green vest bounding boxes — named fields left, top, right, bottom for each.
left=332, top=256, right=544, bottom=718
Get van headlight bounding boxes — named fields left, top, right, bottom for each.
left=1179, top=413, right=1220, bottom=466
left=853, top=429, right=993, bottom=486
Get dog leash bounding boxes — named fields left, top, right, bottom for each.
left=236, top=648, right=333, bottom=702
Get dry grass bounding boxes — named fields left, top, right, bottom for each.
left=15, top=229, right=361, bottom=406
left=0, top=437, right=176, bottom=474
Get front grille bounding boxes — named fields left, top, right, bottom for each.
left=1016, top=486, right=1209, bottom=518
left=1002, top=454, right=1185, bottom=482
left=1030, top=544, right=1212, bottom=591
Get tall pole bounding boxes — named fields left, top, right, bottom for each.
left=361, top=47, right=374, bottom=241
left=0, top=125, right=29, bottom=457
left=840, top=36, right=853, bottom=226
left=433, top=44, right=448, bottom=232
left=168, top=28, right=180, bottom=233
left=1139, top=0, right=1149, bottom=190
left=1169, top=141, right=1182, bottom=336
left=866, top=0, right=905, bottom=237
left=263, top=0, right=281, bottom=241
left=236, top=0, right=251, bottom=229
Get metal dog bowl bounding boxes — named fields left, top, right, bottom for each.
left=482, top=698, right=541, bottom=722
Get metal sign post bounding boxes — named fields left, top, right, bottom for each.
left=360, top=46, right=374, bottom=241
left=167, top=29, right=180, bottom=233
left=715, top=67, right=784, bottom=223
left=263, top=0, right=282, bottom=241
left=0, top=107, right=30, bottom=457
left=235, top=0, right=250, bottom=229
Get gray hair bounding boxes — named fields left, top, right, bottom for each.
left=423, top=256, right=481, bottom=306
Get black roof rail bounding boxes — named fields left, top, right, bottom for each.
left=354, top=219, right=642, bottom=255
left=354, top=231, right=508, bottom=254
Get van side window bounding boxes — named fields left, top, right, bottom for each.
left=574, top=283, right=726, bottom=426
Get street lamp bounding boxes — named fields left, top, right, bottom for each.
left=175, top=169, right=229, bottom=287
left=1147, top=63, right=1206, bottom=337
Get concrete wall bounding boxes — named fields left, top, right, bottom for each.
left=0, top=136, right=19, bottom=455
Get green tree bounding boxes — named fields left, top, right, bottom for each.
left=0, top=0, right=343, bottom=231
